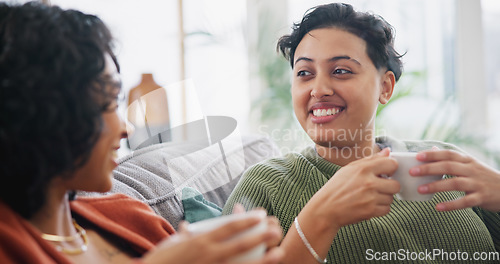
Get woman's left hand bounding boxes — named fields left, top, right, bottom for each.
left=144, top=208, right=284, bottom=264
left=410, top=148, right=500, bottom=212
left=231, top=204, right=283, bottom=251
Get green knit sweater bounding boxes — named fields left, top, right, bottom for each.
left=223, top=137, right=500, bottom=263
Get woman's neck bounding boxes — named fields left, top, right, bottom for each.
left=28, top=186, right=76, bottom=238
left=315, top=139, right=381, bottom=167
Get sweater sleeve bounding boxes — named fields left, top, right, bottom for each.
left=473, top=207, right=500, bottom=252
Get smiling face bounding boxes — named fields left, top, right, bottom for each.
left=67, top=54, right=126, bottom=193
left=292, top=27, right=395, bottom=149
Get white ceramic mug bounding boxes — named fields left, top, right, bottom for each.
left=186, top=211, right=267, bottom=263
left=388, top=152, right=443, bottom=201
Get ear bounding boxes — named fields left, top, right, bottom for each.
left=379, top=71, right=395, bottom=104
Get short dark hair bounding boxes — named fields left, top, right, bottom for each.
left=0, top=1, right=119, bottom=218
left=277, top=2, right=403, bottom=81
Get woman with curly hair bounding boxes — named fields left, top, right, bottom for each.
left=0, top=2, right=283, bottom=263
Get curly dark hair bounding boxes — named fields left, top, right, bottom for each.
left=0, top=2, right=119, bottom=218
left=277, top=2, right=404, bottom=81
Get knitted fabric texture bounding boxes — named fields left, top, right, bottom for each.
left=223, top=136, right=500, bottom=263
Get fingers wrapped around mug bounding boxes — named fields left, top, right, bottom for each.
left=410, top=149, right=500, bottom=212
left=314, top=150, right=400, bottom=228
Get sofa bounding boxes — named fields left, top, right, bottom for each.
left=81, top=119, right=281, bottom=229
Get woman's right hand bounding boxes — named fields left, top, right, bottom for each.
left=280, top=148, right=401, bottom=264
left=140, top=213, right=284, bottom=264
left=308, top=148, right=400, bottom=230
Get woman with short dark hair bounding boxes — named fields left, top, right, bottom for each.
left=224, top=3, right=500, bottom=263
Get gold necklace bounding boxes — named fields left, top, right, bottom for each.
left=41, top=219, right=89, bottom=255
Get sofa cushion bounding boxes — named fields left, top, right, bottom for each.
left=182, top=187, right=222, bottom=223
left=80, top=134, right=281, bottom=229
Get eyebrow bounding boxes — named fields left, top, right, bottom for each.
left=294, top=55, right=361, bottom=66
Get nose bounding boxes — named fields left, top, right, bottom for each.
left=123, top=118, right=135, bottom=139
left=310, top=73, right=335, bottom=98
left=118, top=111, right=134, bottom=139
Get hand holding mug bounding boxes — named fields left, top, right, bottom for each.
left=312, top=148, right=400, bottom=230
left=142, top=210, right=283, bottom=264
left=410, top=148, right=500, bottom=212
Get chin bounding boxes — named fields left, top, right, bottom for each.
left=95, top=184, right=113, bottom=193
left=95, top=173, right=114, bottom=193
left=314, top=140, right=353, bottom=149
left=310, top=131, right=355, bottom=149
left=308, top=128, right=337, bottom=145
left=102, top=176, right=114, bottom=192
